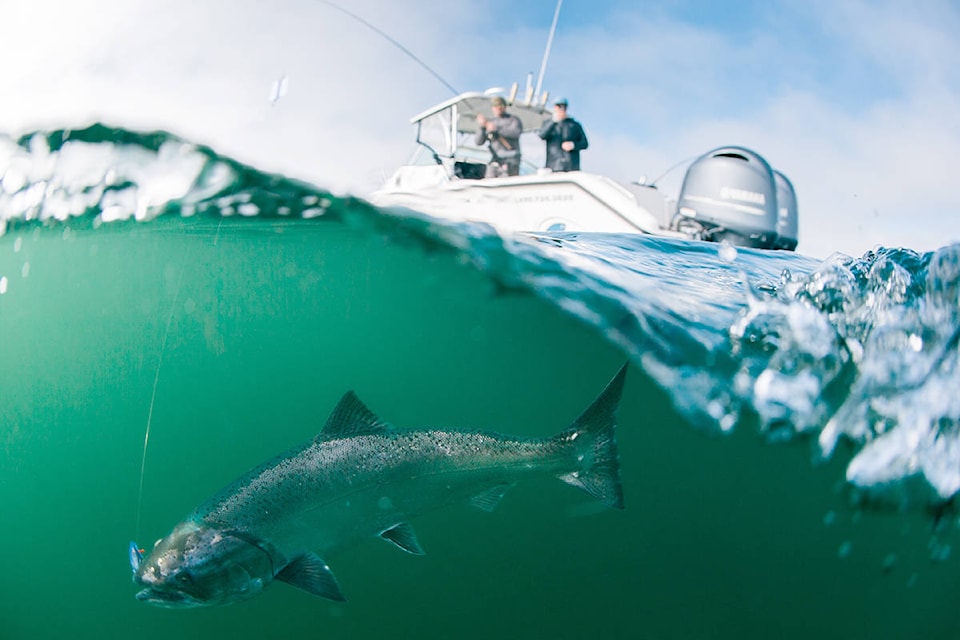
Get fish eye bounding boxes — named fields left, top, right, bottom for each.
left=175, top=571, right=194, bottom=585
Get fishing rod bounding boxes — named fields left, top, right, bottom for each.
left=315, top=0, right=461, bottom=97
left=314, top=0, right=471, bottom=165
left=315, top=1, right=564, bottom=116
left=316, top=1, right=561, bottom=108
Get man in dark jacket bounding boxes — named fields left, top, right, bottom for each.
left=476, top=96, right=523, bottom=177
left=539, top=97, right=588, bottom=172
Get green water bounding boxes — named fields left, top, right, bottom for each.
left=1, top=214, right=957, bottom=638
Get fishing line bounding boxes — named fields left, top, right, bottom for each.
left=135, top=256, right=187, bottom=542
left=315, top=0, right=461, bottom=97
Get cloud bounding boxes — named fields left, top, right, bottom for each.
left=0, top=0, right=477, bottom=191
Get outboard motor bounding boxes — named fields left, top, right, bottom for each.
left=773, top=170, right=798, bottom=250
left=674, top=146, right=779, bottom=249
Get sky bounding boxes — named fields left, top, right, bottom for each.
left=2, top=0, right=959, bottom=258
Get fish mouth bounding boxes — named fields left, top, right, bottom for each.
left=135, top=587, right=202, bottom=609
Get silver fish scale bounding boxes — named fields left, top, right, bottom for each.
left=194, top=428, right=569, bottom=554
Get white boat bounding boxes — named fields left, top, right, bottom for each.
left=371, top=86, right=798, bottom=251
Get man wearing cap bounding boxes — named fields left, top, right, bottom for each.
left=539, top=98, right=589, bottom=172
left=476, top=96, right=523, bottom=178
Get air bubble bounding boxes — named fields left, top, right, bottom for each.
left=838, top=541, right=853, bottom=558
left=718, top=243, right=738, bottom=263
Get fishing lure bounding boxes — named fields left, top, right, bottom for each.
left=129, top=541, right=144, bottom=575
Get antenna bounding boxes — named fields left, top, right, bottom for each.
left=649, top=154, right=699, bottom=188
left=534, top=0, right=563, bottom=99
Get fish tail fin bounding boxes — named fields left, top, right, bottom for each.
left=554, top=363, right=628, bottom=510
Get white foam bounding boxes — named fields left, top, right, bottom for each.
left=730, top=246, right=960, bottom=508
left=0, top=131, right=229, bottom=228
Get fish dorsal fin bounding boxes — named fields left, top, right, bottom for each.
left=379, top=522, right=425, bottom=555
left=276, top=553, right=346, bottom=602
left=469, top=483, right=515, bottom=512
left=316, top=391, right=392, bottom=442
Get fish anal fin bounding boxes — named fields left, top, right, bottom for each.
left=379, top=522, right=425, bottom=555
left=469, top=483, right=515, bottom=512
left=559, top=469, right=623, bottom=510
left=276, top=553, right=346, bottom=602
left=316, top=391, right=392, bottom=442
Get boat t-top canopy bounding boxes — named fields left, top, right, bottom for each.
left=408, top=86, right=552, bottom=161
left=410, top=87, right=552, bottom=134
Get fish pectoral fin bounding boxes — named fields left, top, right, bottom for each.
left=469, top=483, right=515, bottom=512
left=379, top=522, right=425, bottom=555
left=276, top=553, right=346, bottom=602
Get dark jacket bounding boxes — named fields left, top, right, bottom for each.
left=539, top=117, right=588, bottom=171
